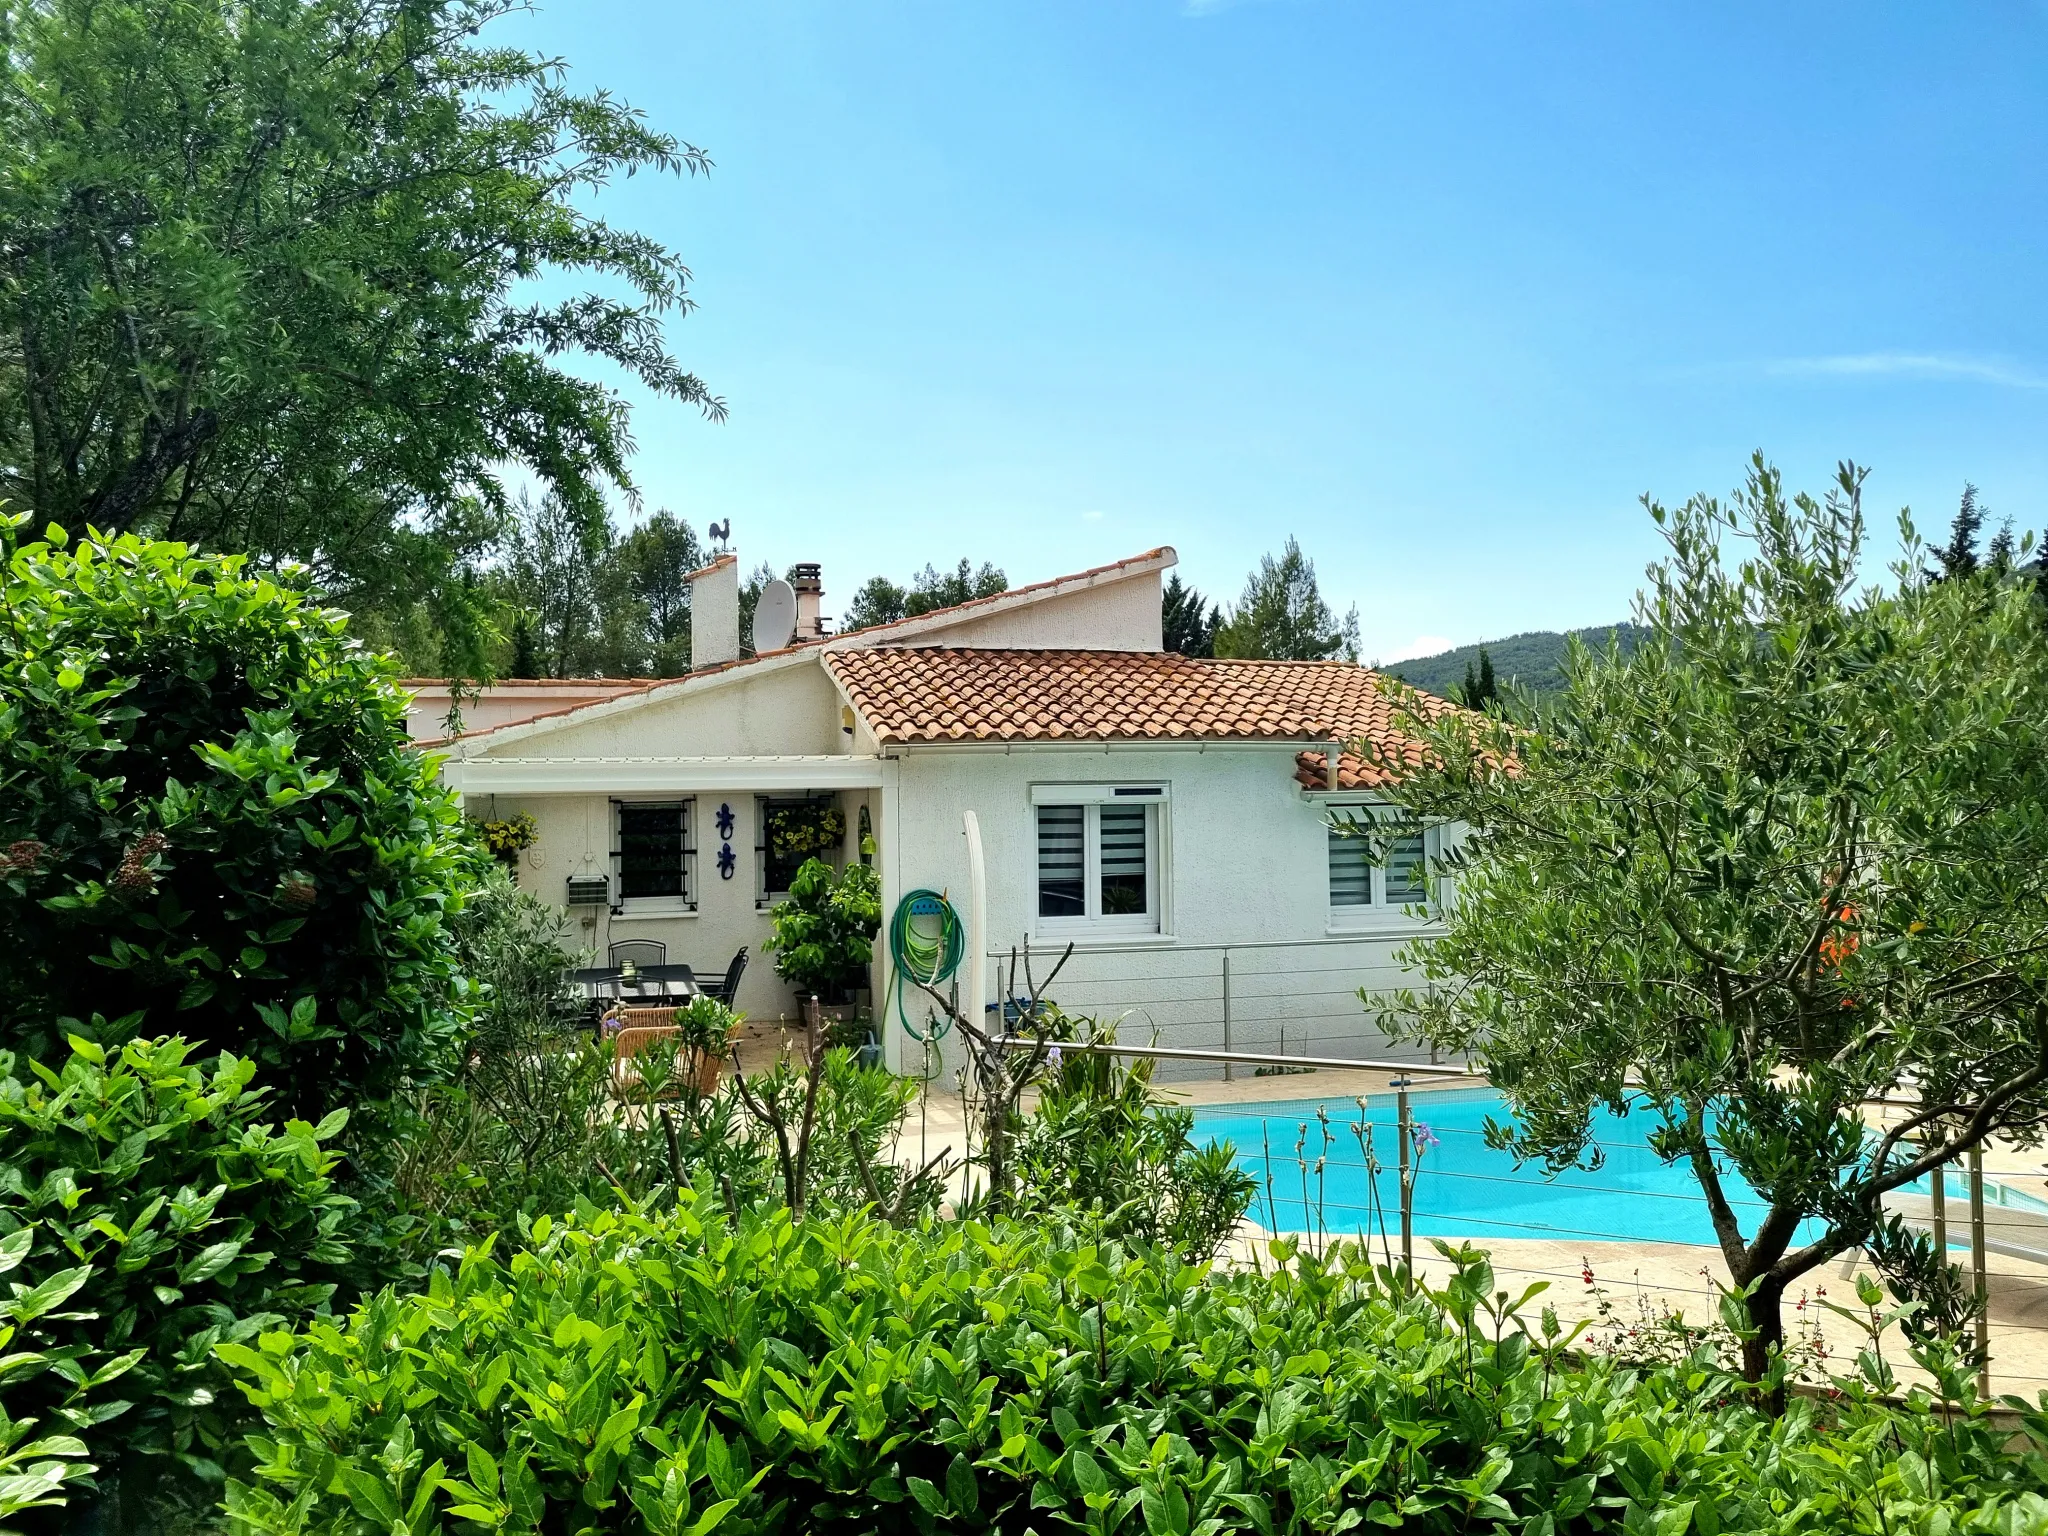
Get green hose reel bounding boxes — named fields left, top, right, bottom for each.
left=888, top=887, right=965, bottom=1043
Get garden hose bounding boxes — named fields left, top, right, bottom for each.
left=888, top=888, right=965, bottom=1043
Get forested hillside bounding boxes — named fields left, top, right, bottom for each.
left=1384, top=623, right=1643, bottom=698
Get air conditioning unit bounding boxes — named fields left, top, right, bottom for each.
left=565, top=874, right=611, bottom=907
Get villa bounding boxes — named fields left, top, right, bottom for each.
left=413, top=546, right=1461, bottom=1073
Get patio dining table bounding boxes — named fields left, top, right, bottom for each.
left=571, top=963, right=701, bottom=1014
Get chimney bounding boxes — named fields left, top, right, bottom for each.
left=791, top=562, right=829, bottom=640
left=686, top=554, right=740, bottom=670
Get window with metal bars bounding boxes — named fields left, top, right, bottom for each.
left=613, top=800, right=696, bottom=908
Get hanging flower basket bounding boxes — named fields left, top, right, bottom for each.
left=765, top=801, right=846, bottom=860
left=478, top=814, right=538, bottom=866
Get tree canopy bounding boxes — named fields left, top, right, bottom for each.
left=1369, top=456, right=2048, bottom=1392
left=1213, top=537, right=1360, bottom=662
left=1161, top=573, right=1219, bottom=657
left=473, top=498, right=708, bottom=679
left=0, top=0, right=718, bottom=675
left=842, top=559, right=1008, bottom=632
left=1456, top=648, right=1498, bottom=711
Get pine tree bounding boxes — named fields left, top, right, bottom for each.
left=1162, top=574, right=1220, bottom=656
left=1929, top=484, right=1985, bottom=581
left=1213, top=538, right=1360, bottom=662
left=1989, top=517, right=2018, bottom=573
left=841, top=559, right=1007, bottom=631
left=509, top=614, right=541, bottom=679
left=1456, top=649, right=1500, bottom=710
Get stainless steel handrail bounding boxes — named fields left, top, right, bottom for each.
left=995, top=1036, right=1483, bottom=1081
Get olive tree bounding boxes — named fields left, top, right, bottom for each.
left=1368, top=456, right=2048, bottom=1393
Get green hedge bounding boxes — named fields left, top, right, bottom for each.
left=0, top=515, right=477, bottom=1127
left=0, top=1036, right=366, bottom=1521
left=221, top=1197, right=2048, bottom=1535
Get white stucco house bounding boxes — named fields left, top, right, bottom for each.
left=414, top=546, right=1461, bottom=1074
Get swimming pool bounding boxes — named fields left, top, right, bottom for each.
left=1191, top=1087, right=1801, bottom=1248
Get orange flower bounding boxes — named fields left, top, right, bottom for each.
left=1819, top=903, right=1861, bottom=973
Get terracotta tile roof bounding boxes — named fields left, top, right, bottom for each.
left=826, top=648, right=1459, bottom=771
left=1292, top=746, right=1413, bottom=791
left=416, top=548, right=1177, bottom=747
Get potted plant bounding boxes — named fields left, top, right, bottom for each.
left=765, top=857, right=881, bottom=1022
left=614, top=994, right=740, bottom=1100
left=670, top=994, right=740, bottom=1095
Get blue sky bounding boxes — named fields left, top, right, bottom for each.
left=503, top=2, right=2048, bottom=661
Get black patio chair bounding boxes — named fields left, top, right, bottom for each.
left=701, top=946, right=748, bottom=1007
left=607, top=938, right=668, bottom=970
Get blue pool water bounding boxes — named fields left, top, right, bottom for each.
left=1193, top=1087, right=1802, bottom=1248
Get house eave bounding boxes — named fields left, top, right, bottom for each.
left=875, top=736, right=1337, bottom=753
left=442, top=754, right=891, bottom=794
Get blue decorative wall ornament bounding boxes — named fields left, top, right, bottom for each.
left=716, top=801, right=736, bottom=879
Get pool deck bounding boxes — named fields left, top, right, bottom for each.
left=894, top=1069, right=2048, bottom=1400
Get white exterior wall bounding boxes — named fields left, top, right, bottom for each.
left=889, top=574, right=1163, bottom=651
left=881, top=743, right=1444, bottom=1078
left=451, top=658, right=875, bottom=1023
left=469, top=660, right=846, bottom=761
left=486, top=784, right=874, bottom=1025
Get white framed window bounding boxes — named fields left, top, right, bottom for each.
left=1032, top=784, right=1164, bottom=935
left=1327, top=804, right=1431, bottom=917
left=612, top=799, right=696, bottom=911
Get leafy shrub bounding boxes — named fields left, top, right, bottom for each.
left=400, top=1039, right=938, bottom=1251
left=392, top=873, right=656, bottom=1246
left=0, top=1036, right=363, bottom=1523
left=669, top=994, right=742, bottom=1055
left=723, top=1046, right=947, bottom=1224
left=764, top=858, right=880, bottom=1004
left=393, top=875, right=934, bottom=1244
left=0, top=516, right=479, bottom=1126
left=442, top=865, right=584, bottom=1055
left=0, top=1406, right=94, bottom=1527
left=1010, top=1048, right=1255, bottom=1261
left=223, top=1200, right=2048, bottom=1535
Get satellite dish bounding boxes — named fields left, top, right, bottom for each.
left=752, top=579, right=798, bottom=653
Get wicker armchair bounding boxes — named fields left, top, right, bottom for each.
left=609, top=1009, right=732, bottom=1099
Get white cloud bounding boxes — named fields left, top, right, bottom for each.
left=1378, top=634, right=1454, bottom=664
left=1081, top=509, right=1104, bottom=522
left=1767, top=352, right=2046, bottom=389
